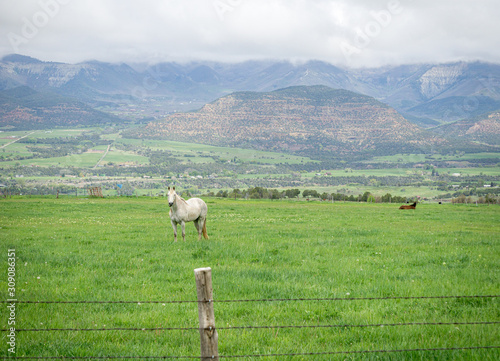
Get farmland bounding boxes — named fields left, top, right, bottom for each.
left=1, top=197, right=499, bottom=359
left=1, top=127, right=499, bottom=202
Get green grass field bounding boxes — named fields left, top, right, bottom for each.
left=115, top=138, right=315, bottom=165
left=1, top=131, right=315, bottom=168
left=368, top=153, right=500, bottom=163
left=1, top=197, right=498, bottom=359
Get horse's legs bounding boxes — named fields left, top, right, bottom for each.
left=181, top=221, right=186, bottom=241
left=194, top=219, right=202, bottom=240
left=201, top=217, right=208, bottom=239
left=171, top=220, right=178, bottom=242
left=198, top=216, right=208, bottom=240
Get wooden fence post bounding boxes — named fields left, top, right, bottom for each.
left=194, top=267, right=219, bottom=361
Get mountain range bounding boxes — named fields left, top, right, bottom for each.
left=1, top=54, right=500, bottom=125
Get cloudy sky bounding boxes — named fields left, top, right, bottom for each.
left=1, top=0, right=499, bottom=67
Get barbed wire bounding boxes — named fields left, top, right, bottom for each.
left=3, top=295, right=497, bottom=359
left=1, top=346, right=498, bottom=359
left=0, top=356, right=196, bottom=360
left=0, top=300, right=197, bottom=304
left=2, top=294, right=498, bottom=304
left=212, top=294, right=500, bottom=303
left=219, top=321, right=499, bottom=330
left=4, top=320, right=498, bottom=333
left=219, top=346, right=500, bottom=358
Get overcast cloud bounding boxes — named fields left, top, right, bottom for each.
left=0, top=0, right=499, bottom=67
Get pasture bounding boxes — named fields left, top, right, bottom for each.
left=1, top=197, right=499, bottom=360
left=114, top=138, right=315, bottom=165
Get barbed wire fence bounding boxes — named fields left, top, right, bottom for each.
left=2, top=267, right=499, bottom=360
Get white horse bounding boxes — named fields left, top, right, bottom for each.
left=167, top=187, right=209, bottom=242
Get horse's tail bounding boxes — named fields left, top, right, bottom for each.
left=202, top=219, right=209, bottom=239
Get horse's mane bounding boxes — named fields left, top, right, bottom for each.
left=175, top=193, right=189, bottom=205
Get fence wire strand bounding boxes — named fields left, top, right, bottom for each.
left=218, top=346, right=500, bottom=358
left=1, top=346, right=498, bottom=359
left=5, top=320, right=499, bottom=333
left=2, top=294, right=498, bottom=304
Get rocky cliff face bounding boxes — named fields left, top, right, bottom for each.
left=1, top=56, right=86, bottom=87
left=0, top=55, right=143, bottom=103
left=418, top=63, right=466, bottom=99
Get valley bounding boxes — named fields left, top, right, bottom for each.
left=1, top=126, right=498, bottom=203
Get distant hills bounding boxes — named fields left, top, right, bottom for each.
left=433, top=110, right=500, bottom=146
left=0, top=86, right=120, bottom=129
left=132, top=85, right=455, bottom=159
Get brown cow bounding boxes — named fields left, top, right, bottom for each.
left=399, top=202, right=417, bottom=210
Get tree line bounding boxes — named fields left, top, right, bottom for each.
left=205, top=187, right=412, bottom=203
